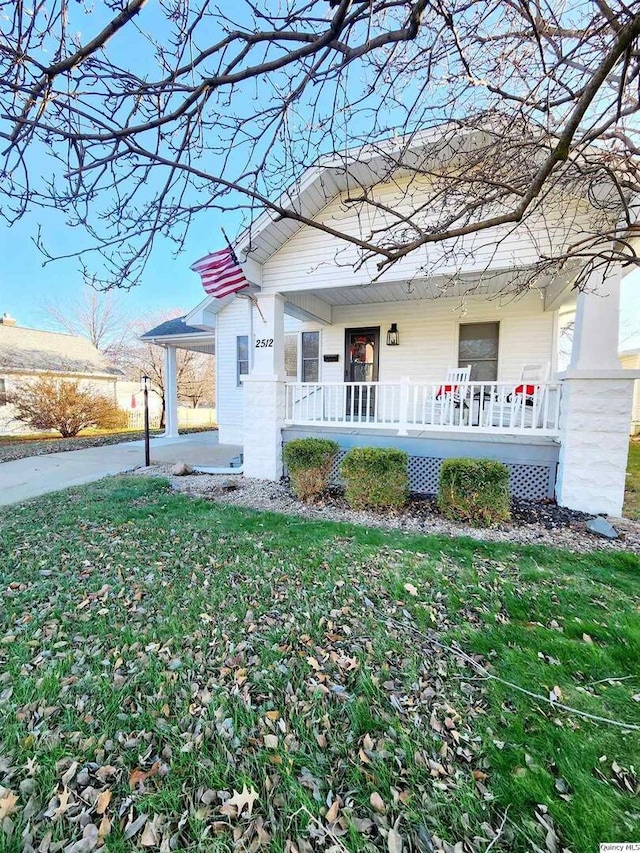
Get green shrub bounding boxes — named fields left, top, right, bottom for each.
left=437, top=457, right=511, bottom=526
left=340, top=447, right=409, bottom=509
left=283, top=437, right=339, bottom=502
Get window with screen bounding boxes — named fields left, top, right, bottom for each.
left=236, top=336, right=249, bottom=385
left=301, top=331, right=320, bottom=382
left=0, top=379, right=6, bottom=406
left=458, top=322, right=499, bottom=381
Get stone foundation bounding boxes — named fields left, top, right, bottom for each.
left=556, top=373, right=636, bottom=516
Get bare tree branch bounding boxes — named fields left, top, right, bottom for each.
left=1, top=0, right=639, bottom=293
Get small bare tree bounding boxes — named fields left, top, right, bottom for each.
left=179, top=352, right=215, bottom=409
left=41, top=289, right=130, bottom=366
left=10, top=375, right=128, bottom=437
left=2, top=1, right=640, bottom=292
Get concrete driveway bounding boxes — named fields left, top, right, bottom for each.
left=0, top=432, right=242, bottom=506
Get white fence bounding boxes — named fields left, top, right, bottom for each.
left=284, top=381, right=562, bottom=435
left=127, top=407, right=216, bottom=430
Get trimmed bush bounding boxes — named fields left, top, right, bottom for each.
left=438, top=457, right=511, bottom=526
left=340, top=447, right=409, bottom=509
left=283, top=437, right=339, bottom=502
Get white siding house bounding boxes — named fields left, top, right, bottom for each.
left=142, top=144, right=639, bottom=517
left=0, top=313, right=124, bottom=435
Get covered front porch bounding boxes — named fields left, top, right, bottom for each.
left=243, top=263, right=637, bottom=516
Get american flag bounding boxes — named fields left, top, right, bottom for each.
left=190, top=247, right=249, bottom=298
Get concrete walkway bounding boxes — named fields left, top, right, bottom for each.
left=0, top=432, right=242, bottom=506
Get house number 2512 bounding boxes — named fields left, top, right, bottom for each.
left=255, top=338, right=274, bottom=348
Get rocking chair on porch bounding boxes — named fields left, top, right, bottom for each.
left=483, top=362, right=550, bottom=429
left=422, top=365, right=471, bottom=426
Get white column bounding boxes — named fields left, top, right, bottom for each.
left=243, top=294, right=286, bottom=480
left=164, top=345, right=179, bottom=438
left=569, top=267, right=622, bottom=371
left=555, top=265, right=638, bottom=516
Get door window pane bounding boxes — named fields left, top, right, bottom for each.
left=458, top=322, right=499, bottom=381
left=302, top=331, right=320, bottom=382
left=237, top=335, right=249, bottom=385
left=348, top=331, right=377, bottom=382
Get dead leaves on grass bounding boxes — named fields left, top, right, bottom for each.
left=1, top=513, right=634, bottom=853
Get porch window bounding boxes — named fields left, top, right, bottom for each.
left=284, top=334, right=298, bottom=380
left=236, top=335, right=249, bottom=385
left=301, top=331, right=320, bottom=382
left=0, top=379, right=6, bottom=406
left=284, top=331, right=320, bottom=381
left=458, top=322, right=499, bottom=381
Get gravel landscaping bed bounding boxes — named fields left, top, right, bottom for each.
left=143, top=466, right=640, bottom=554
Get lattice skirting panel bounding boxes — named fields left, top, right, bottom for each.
left=326, top=451, right=555, bottom=500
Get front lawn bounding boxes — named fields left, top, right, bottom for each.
left=625, top=439, right=640, bottom=519
left=0, top=478, right=638, bottom=853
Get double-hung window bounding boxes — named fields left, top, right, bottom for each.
left=236, top=335, right=249, bottom=385
left=458, top=322, right=499, bottom=381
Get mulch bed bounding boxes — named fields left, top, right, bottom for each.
left=151, top=469, right=640, bottom=554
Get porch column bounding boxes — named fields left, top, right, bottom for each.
left=555, top=266, right=637, bottom=516
left=164, top=345, right=179, bottom=438
left=243, top=294, right=286, bottom=480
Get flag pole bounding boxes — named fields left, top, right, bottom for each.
left=220, top=227, right=234, bottom=254
left=221, top=227, right=265, bottom=321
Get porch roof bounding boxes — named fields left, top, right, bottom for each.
left=140, top=316, right=216, bottom=354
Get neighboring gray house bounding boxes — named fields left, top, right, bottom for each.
left=0, top=312, right=123, bottom=434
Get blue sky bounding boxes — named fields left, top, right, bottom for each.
left=1, top=1, right=637, bottom=345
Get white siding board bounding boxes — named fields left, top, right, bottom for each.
left=216, top=299, right=250, bottom=444
left=261, top=175, right=601, bottom=293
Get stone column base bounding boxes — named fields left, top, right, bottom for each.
left=242, top=376, right=285, bottom=481
left=555, top=370, right=638, bottom=516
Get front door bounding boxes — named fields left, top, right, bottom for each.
left=345, top=327, right=380, bottom=418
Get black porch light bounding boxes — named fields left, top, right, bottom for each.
left=386, top=323, right=399, bottom=346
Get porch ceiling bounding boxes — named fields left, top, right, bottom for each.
left=288, top=267, right=574, bottom=307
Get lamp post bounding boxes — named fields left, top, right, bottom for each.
left=141, top=374, right=151, bottom=467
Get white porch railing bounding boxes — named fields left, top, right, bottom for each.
left=284, top=381, right=562, bottom=436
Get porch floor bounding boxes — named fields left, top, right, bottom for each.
left=283, top=425, right=560, bottom=447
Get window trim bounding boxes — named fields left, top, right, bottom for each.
left=457, top=321, right=500, bottom=382
left=301, top=330, right=321, bottom=383
left=236, top=335, right=249, bottom=386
